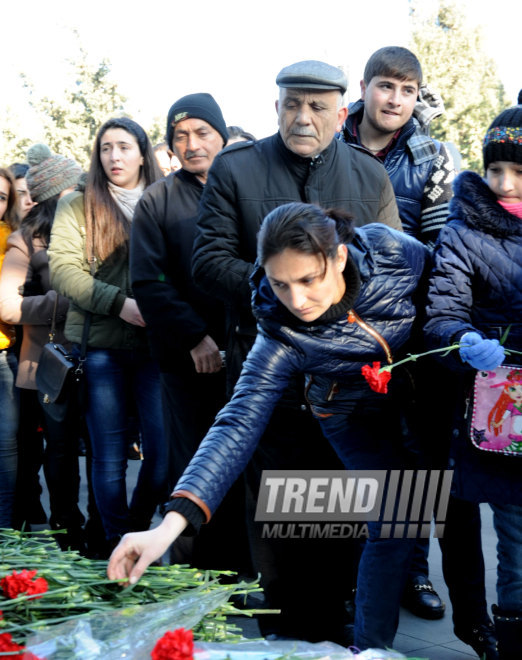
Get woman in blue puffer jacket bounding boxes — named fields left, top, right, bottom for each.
left=109, top=201, right=431, bottom=650
left=424, top=102, right=522, bottom=659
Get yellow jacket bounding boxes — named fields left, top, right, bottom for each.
left=0, top=221, right=15, bottom=349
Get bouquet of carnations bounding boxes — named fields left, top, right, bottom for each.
left=0, top=529, right=264, bottom=659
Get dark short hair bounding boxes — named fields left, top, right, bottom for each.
left=363, top=46, right=422, bottom=86
left=257, top=202, right=354, bottom=274
left=9, top=162, right=29, bottom=180
left=227, top=126, right=256, bottom=142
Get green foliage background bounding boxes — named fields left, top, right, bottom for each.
left=409, top=0, right=511, bottom=172
left=0, top=1, right=515, bottom=174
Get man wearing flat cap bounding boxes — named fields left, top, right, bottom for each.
left=129, top=93, right=251, bottom=574
left=193, top=60, right=400, bottom=389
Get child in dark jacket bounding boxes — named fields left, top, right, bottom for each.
left=425, top=98, right=522, bottom=660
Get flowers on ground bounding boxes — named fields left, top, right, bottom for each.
left=0, top=630, right=42, bottom=658
left=0, top=570, right=48, bottom=600
left=151, top=627, right=194, bottom=660
left=0, top=529, right=264, bottom=658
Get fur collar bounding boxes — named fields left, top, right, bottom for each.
left=451, top=170, right=522, bottom=238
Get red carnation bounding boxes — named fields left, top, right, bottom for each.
left=151, top=627, right=194, bottom=660
left=0, top=633, right=45, bottom=659
left=0, top=569, right=48, bottom=600
left=361, top=361, right=392, bottom=394
left=0, top=631, right=25, bottom=655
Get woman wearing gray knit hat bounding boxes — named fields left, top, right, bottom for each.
left=26, top=144, right=82, bottom=203
left=0, top=144, right=84, bottom=548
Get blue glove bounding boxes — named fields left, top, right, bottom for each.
left=459, top=332, right=505, bottom=371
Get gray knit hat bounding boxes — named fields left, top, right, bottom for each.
left=26, top=144, right=82, bottom=202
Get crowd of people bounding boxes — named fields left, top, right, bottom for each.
left=0, top=46, right=521, bottom=658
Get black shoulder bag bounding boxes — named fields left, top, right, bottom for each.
left=36, top=295, right=91, bottom=406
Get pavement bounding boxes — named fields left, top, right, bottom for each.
left=34, top=457, right=497, bottom=660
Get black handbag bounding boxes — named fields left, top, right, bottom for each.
left=36, top=340, right=77, bottom=404
left=36, top=294, right=91, bottom=405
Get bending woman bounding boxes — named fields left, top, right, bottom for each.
left=48, top=117, right=167, bottom=548
left=109, top=202, right=432, bottom=649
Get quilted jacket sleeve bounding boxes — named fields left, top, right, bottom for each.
left=171, top=330, right=302, bottom=518
left=424, top=223, right=479, bottom=365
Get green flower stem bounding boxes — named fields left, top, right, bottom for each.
left=379, top=343, right=461, bottom=372
left=0, top=529, right=267, bottom=646
left=379, top=344, right=522, bottom=374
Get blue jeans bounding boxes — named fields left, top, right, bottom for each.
left=0, top=350, right=18, bottom=527
left=490, top=502, right=522, bottom=611
left=317, top=396, right=420, bottom=649
left=81, top=348, right=169, bottom=540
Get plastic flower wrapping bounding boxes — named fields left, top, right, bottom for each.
left=0, top=530, right=426, bottom=660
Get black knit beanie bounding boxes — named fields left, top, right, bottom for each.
left=165, top=93, right=227, bottom=149
left=483, top=98, right=522, bottom=171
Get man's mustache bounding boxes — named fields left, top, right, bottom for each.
left=290, top=129, right=316, bottom=137
left=185, top=150, right=207, bottom=159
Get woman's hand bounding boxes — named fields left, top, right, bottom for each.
left=119, top=298, right=146, bottom=327
left=107, top=512, right=188, bottom=585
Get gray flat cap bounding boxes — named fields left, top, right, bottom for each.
left=276, top=60, right=347, bottom=94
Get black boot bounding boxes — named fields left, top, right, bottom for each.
left=455, top=618, right=499, bottom=660
left=401, top=574, right=446, bottom=619
left=492, top=604, right=522, bottom=660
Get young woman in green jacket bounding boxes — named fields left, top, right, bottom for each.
left=48, top=118, right=166, bottom=549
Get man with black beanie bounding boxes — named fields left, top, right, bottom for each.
left=129, top=93, right=251, bottom=574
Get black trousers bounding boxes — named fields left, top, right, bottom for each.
left=38, top=390, right=84, bottom=530
left=245, top=403, right=360, bottom=641
left=161, top=368, right=253, bottom=575
left=407, top=359, right=490, bottom=628
left=12, top=388, right=45, bottom=528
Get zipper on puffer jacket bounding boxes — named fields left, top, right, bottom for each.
left=347, top=309, right=393, bottom=365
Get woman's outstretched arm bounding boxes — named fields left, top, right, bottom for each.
left=107, top=511, right=188, bottom=585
